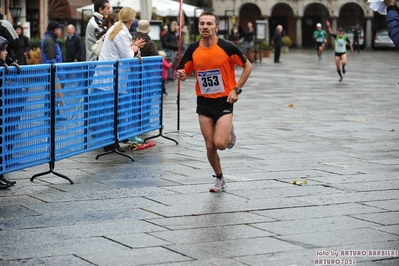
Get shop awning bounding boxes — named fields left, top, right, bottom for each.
left=48, top=0, right=93, bottom=20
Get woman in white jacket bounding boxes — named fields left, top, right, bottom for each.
left=94, top=6, right=144, bottom=92
left=92, top=6, right=145, bottom=152
left=99, top=6, right=144, bottom=60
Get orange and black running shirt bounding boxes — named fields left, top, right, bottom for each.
left=178, top=37, right=247, bottom=98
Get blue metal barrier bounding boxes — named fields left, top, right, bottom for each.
left=117, top=56, right=162, bottom=142
left=140, top=56, right=163, bottom=134
left=0, top=56, right=168, bottom=183
left=0, top=65, right=51, bottom=175
left=53, top=61, right=117, bottom=160
left=116, top=57, right=143, bottom=142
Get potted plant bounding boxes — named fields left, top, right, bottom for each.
left=261, top=41, right=273, bottom=57
left=248, top=46, right=260, bottom=62
left=282, top=36, right=292, bottom=53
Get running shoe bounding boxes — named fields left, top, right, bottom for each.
left=209, top=176, right=227, bottom=193
left=227, top=125, right=236, bottom=149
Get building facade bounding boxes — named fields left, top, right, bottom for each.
left=209, top=0, right=390, bottom=49
left=0, top=0, right=91, bottom=40
left=0, top=0, right=392, bottom=48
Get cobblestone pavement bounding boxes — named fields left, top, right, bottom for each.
left=1, top=49, right=398, bottom=266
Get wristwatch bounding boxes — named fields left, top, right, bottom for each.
left=234, top=87, right=242, bottom=95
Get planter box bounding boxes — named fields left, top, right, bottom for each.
left=262, top=50, right=271, bottom=57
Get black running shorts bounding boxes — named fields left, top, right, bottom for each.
left=316, top=42, right=324, bottom=50
left=196, top=96, right=234, bottom=122
left=335, top=52, right=346, bottom=58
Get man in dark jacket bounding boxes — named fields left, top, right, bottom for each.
left=132, top=20, right=158, bottom=56
left=272, top=25, right=283, bottom=63
left=41, top=21, right=63, bottom=64
left=65, top=24, right=83, bottom=62
left=41, top=21, right=64, bottom=109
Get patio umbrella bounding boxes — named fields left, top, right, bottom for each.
left=76, top=0, right=203, bottom=18
left=140, top=0, right=152, bottom=20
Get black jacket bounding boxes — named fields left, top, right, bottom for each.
left=132, top=32, right=158, bottom=57
left=161, top=26, right=178, bottom=51
left=16, top=34, right=30, bottom=65
left=272, top=30, right=283, bottom=48
left=0, top=24, right=18, bottom=62
left=65, top=34, right=83, bottom=62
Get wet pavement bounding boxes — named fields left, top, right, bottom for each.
left=1, top=49, right=398, bottom=266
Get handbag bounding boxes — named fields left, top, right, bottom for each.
left=91, top=35, right=105, bottom=56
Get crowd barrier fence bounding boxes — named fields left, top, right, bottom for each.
left=0, top=56, right=166, bottom=184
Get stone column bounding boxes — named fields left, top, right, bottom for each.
left=365, top=16, right=373, bottom=50
left=264, top=16, right=270, bottom=41
left=296, top=16, right=302, bottom=48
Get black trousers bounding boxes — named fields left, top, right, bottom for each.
left=274, top=47, right=281, bottom=62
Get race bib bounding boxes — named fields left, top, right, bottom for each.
left=337, top=39, right=345, bottom=52
left=197, top=69, right=224, bottom=94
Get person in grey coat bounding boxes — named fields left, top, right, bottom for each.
left=85, top=0, right=111, bottom=61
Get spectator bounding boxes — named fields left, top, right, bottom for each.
left=93, top=7, right=145, bottom=152
left=242, top=21, right=254, bottom=54
left=41, top=21, right=64, bottom=107
left=99, top=9, right=144, bottom=61
left=129, top=18, right=138, bottom=36
left=160, top=25, right=168, bottom=38
left=41, top=21, right=63, bottom=64
left=161, top=20, right=178, bottom=81
left=158, top=50, right=171, bottom=95
left=181, top=25, right=190, bottom=50
left=0, top=36, right=20, bottom=188
left=229, top=24, right=241, bottom=44
left=95, top=13, right=118, bottom=40
left=14, top=25, right=30, bottom=65
left=352, top=24, right=361, bottom=53
left=132, top=20, right=158, bottom=56
left=65, top=24, right=83, bottom=62
left=0, top=20, right=18, bottom=63
left=85, top=0, right=111, bottom=61
left=384, top=0, right=399, bottom=47
left=272, top=25, right=283, bottom=63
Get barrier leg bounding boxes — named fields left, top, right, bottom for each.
left=95, top=144, right=134, bottom=161
left=30, top=161, right=74, bottom=184
left=144, top=90, right=178, bottom=145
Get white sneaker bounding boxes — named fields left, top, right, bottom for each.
left=209, top=176, right=227, bottom=193
left=227, top=125, right=236, bottom=149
